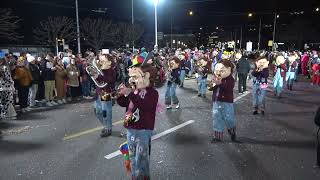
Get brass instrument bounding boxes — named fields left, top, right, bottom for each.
left=85, top=58, right=108, bottom=88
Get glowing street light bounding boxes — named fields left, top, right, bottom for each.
left=276, top=14, right=280, bottom=18
left=316, top=7, right=319, bottom=12
left=151, top=0, right=159, bottom=49
left=248, top=13, right=253, bottom=17
left=189, top=10, right=194, bottom=16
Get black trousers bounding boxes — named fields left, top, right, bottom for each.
left=238, top=73, right=248, bottom=93
left=17, top=85, right=29, bottom=108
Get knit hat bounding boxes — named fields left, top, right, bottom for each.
left=130, top=52, right=153, bottom=67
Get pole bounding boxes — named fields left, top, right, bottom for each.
left=234, top=29, right=237, bottom=50
left=170, top=15, right=173, bottom=48
left=240, top=26, right=243, bottom=49
left=132, top=0, right=135, bottom=51
left=258, top=17, right=262, bottom=51
left=154, top=4, right=158, bottom=49
left=56, top=38, right=59, bottom=56
left=75, top=0, right=81, bottom=54
left=272, top=13, right=277, bottom=51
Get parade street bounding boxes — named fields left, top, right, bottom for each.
left=0, top=77, right=319, bottom=180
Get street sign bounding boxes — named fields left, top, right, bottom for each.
left=246, top=42, right=253, bottom=52
left=63, top=45, right=69, bottom=50
left=102, top=49, right=109, bottom=54
left=157, top=32, right=164, bottom=40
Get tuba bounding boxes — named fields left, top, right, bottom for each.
left=86, top=58, right=108, bottom=88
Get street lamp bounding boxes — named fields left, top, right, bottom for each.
left=248, top=13, right=253, bottom=17
left=276, top=14, right=280, bottom=18
left=189, top=10, right=194, bottom=16
left=316, top=7, right=319, bottom=12
left=152, top=0, right=159, bottom=50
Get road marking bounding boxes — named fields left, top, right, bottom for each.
left=63, top=91, right=250, bottom=141
left=104, top=120, right=195, bottom=160
left=234, top=91, right=250, bottom=102
left=63, top=120, right=123, bottom=141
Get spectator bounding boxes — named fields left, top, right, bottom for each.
left=27, top=56, right=41, bottom=107
left=54, top=58, right=67, bottom=104
left=41, top=53, right=57, bottom=106
left=66, top=57, right=80, bottom=101
left=13, top=57, right=33, bottom=113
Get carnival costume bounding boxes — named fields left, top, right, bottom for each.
left=117, top=55, right=159, bottom=180
left=210, top=60, right=236, bottom=142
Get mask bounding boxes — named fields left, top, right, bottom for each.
left=214, top=63, right=231, bottom=79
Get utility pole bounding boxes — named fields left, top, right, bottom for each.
left=272, top=13, right=277, bottom=51
left=132, top=0, right=135, bottom=51
left=258, top=17, right=262, bottom=51
left=170, top=15, right=173, bottom=48
left=75, top=0, right=81, bottom=54
left=240, top=26, right=243, bottom=49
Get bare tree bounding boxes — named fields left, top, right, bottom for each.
left=0, top=9, right=22, bottom=41
left=113, top=23, right=144, bottom=48
left=33, top=16, right=76, bottom=46
left=80, top=18, right=115, bottom=52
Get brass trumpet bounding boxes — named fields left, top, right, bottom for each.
left=86, top=58, right=108, bottom=88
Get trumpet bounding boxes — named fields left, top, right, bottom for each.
left=86, top=58, right=108, bottom=88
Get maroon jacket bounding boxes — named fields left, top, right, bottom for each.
left=96, top=68, right=116, bottom=94
left=211, top=75, right=235, bottom=103
left=117, top=87, right=159, bottom=130
left=274, top=64, right=287, bottom=77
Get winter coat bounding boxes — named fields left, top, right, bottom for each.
left=236, top=58, right=251, bottom=74
left=29, top=63, right=41, bottom=84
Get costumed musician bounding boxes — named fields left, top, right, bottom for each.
left=116, top=55, right=159, bottom=180
left=210, top=59, right=237, bottom=142
left=195, top=57, right=209, bottom=98
left=251, top=57, right=269, bottom=115
left=286, top=53, right=298, bottom=91
left=273, top=55, right=287, bottom=98
left=92, top=53, right=116, bottom=137
left=165, top=57, right=181, bottom=109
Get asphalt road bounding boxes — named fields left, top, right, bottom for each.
left=1, top=76, right=320, bottom=180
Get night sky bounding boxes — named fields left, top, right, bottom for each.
left=2, top=0, right=320, bottom=45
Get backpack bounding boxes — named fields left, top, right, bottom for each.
left=315, top=106, right=320, bottom=127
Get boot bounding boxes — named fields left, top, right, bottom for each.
left=100, top=128, right=112, bottom=137
left=228, top=128, right=236, bottom=142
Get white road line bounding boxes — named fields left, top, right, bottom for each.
left=104, top=120, right=195, bottom=160
left=234, top=91, right=250, bottom=102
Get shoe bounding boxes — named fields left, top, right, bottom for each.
left=202, top=95, right=206, bottom=98
left=51, top=101, right=58, bottom=106
left=210, top=137, right=222, bottom=143
left=57, top=100, right=63, bottom=104
left=21, top=108, right=27, bottom=113
left=100, top=128, right=112, bottom=137
left=25, top=107, right=32, bottom=112
left=253, top=111, right=258, bottom=115
left=261, top=111, right=265, bottom=115
left=175, top=104, right=180, bottom=109
left=46, top=102, right=53, bottom=107
left=62, top=99, right=67, bottom=104
left=228, top=129, right=236, bottom=142
left=87, top=96, right=93, bottom=100
left=198, top=94, right=201, bottom=97
left=166, top=105, right=172, bottom=109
